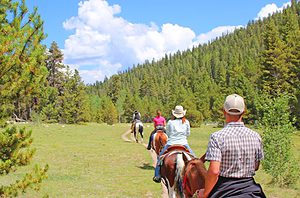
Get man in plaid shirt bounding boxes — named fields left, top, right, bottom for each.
left=198, top=94, right=266, bottom=198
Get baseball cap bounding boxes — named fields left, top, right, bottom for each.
left=223, top=94, right=245, bottom=115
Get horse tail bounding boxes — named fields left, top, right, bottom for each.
left=175, top=153, right=185, bottom=197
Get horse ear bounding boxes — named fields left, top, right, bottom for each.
left=182, top=153, right=189, bottom=165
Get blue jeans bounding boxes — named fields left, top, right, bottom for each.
left=154, top=144, right=195, bottom=178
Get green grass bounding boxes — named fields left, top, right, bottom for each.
left=1, top=123, right=299, bottom=198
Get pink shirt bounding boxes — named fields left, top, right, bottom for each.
left=153, top=116, right=166, bottom=127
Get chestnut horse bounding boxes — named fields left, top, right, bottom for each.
left=182, top=157, right=207, bottom=197
left=160, top=145, right=194, bottom=198
left=152, top=130, right=168, bottom=155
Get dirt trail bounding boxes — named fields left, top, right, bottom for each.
left=121, top=129, right=134, bottom=142
left=121, top=129, right=168, bottom=198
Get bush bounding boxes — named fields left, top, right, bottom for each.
left=259, top=95, right=299, bottom=187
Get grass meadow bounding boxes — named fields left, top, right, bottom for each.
left=0, top=123, right=299, bottom=198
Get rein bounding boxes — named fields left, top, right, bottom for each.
left=182, top=161, right=193, bottom=196
left=183, top=172, right=193, bottom=196
left=182, top=159, right=202, bottom=197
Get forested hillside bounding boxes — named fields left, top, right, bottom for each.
left=88, top=0, right=300, bottom=127
left=1, top=1, right=300, bottom=127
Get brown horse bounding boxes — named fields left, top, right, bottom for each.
left=182, top=157, right=207, bottom=198
left=152, top=130, right=168, bottom=155
left=160, top=145, right=194, bottom=198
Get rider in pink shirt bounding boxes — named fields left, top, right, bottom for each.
left=147, top=110, right=166, bottom=150
left=153, top=115, right=166, bottom=128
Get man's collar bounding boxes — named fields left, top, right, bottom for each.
left=225, top=122, right=244, bottom=127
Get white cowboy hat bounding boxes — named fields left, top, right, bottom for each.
left=172, top=105, right=186, bottom=118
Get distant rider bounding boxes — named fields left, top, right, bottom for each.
left=131, top=110, right=141, bottom=132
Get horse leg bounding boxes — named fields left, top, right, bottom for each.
left=139, top=126, right=144, bottom=143
left=135, top=131, right=138, bottom=143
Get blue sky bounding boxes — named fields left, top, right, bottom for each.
left=26, top=0, right=290, bottom=84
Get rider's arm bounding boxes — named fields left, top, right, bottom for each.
left=203, top=160, right=220, bottom=198
left=166, top=120, right=171, bottom=137
left=186, top=120, right=191, bottom=136
left=255, top=138, right=263, bottom=171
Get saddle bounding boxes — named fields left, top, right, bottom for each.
left=156, top=129, right=165, bottom=134
left=159, top=145, right=193, bottom=165
left=163, top=144, right=190, bottom=155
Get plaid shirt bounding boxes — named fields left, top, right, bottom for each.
left=205, top=122, right=264, bottom=178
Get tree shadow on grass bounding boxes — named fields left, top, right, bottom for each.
left=138, top=163, right=154, bottom=170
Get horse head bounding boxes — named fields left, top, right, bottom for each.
left=182, top=158, right=207, bottom=198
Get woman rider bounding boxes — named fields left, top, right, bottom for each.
left=146, top=110, right=166, bottom=150
left=153, top=105, right=195, bottom=183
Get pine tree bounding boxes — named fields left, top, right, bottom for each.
left=100, top=96, right=118, bottom=125
left=45, top=41, right=64, bottom=88
left=0, top=0, right=48, bottom=123
left=0, top=126, right=48, bottom=196
left=107, top=75, right=121, bottom=104
left=260, top=18, right=292, bottom=96
left=59, top=68, right=90, bottom=123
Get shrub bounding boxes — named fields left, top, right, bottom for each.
left=259, top=95, right=299, bottom=187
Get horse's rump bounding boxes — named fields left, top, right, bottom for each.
left=182, top=158, right=207, bottom=197
left=133, top=121, right=143, bottom=143
left=152, top=131, right=168, bottom=155
left=160, top=150, right=193, bottom=197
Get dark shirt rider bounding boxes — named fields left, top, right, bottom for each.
left=131, top=111, right=141, bottom=132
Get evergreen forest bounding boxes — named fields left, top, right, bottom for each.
left=1, top=0, right=300, bottom=128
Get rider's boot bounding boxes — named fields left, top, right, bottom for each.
left=146, top=142, right=151, bottom=150
left=153, top=176, right=161, bottom=183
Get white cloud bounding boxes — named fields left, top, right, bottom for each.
left=255, top=2, right=290, bottom=20
left=62, top=0, right=201, bottom=83
left=63, top=0, right=289, bottom=83
left=194, top=25, right=243, bottom=45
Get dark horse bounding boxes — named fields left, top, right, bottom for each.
left=182, top=156, right=207, bottom=197
left=152, top=130, right=168, bottom=155
left=160, top=145, right=195, bottom=197
left=132, top=120, right=144, bottom=143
